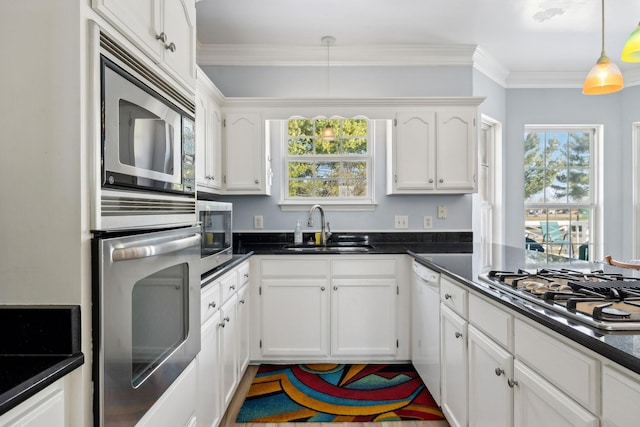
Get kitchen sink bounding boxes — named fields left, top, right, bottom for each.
left=280, top=243, right=375, bottom=253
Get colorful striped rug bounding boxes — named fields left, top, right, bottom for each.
left=236, top=363, right=445, bottom=423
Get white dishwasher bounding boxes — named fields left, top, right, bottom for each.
left=411, top=260, right=441, bottom=405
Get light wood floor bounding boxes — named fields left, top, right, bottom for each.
left=220, top=365, right=451, bottom=427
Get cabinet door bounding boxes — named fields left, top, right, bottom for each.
left=237, top=284, right=250, bottom=374
left=197, top=311, right=222, bottom=427
left=0, top=380, right=65, bottom=427
left=220, top=294, right=238, bottom=408
left=161, top=0, right=196, bottom=86
left=513, top=360, right=598, bottom=427
left=330, top=278, right=397, bottom=357
left=92, top=0, right=163, bottom=58
left=260, top=279, right=329, bottom=357
left=390, top=111, right=436, bottom=193
left=440, top=304, right=468, bottom=427
left=195, top=89, right=209, bottom=188
left=224, top=112, right=266, bottom=193
left=207, top=99, right=223, bottom=191
left=468, top=325, right=513, bottom=427
left=602, top=364, right=640, bottom=427
left=435, top=109, right=476, bottom=191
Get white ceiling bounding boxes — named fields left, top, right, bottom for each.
left=195, top=0, right=640, bottom=86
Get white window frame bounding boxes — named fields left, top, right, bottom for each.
left=523, top=124, right=603, bottom=261
left=279, top=116, right=376, bottom=211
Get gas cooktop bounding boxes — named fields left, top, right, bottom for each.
left=480, top=268, right=640, bottom=331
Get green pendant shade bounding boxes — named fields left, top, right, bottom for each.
left=622, top=23, right=640, bottom=62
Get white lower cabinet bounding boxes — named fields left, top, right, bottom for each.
left=602, top=363, right=640, bottom=427
left=197, top=259, right=250, bottom=427
left=256, top=255, right=405, bottom=361
left=261, top=278, right=330, bottom=357
left=440, top=304, right=468, bottom=427
left=468, top=325, right=513, bottom=427
left=0, top=379, right=65, bottom=427
left=331, top=278, right=397, bottom=357
left=513, top=360, right=598, bottom=427
left=137, top=361, right=197, bottom=427
left=197, top=311, right=222, bottom=427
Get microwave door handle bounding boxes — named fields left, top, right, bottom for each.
left=112, top=234, right=201, bottom=262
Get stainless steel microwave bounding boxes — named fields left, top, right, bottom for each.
left=94, top=41, right=196, bottom=231
left=198, top=200, right=233, bottom=275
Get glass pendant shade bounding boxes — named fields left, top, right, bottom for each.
left=321, top=124, right=335, bottom=141
left=582, top=53, right=624, bottom=95
left=622, top=23, right=640, bottom=62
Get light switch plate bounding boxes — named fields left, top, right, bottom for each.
left=437, top=205, right=447, bottom=219
left=423, top=216, right=433, bottom=229
left=394, top=215, right=408, bottom=229
left=254, top=215, right=263, bottom=229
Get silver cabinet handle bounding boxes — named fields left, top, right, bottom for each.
left=320, top=286, right=325, bottom=291
left=112, top=234, right=200, bottom=261
left=224, top=316, right=230, bottom=322
left=229, top=285, right=236, bottom=290
left=208, top=302, right=217, bottom=309
left=495, top=368, right=504, bottom=376
left=156, top=32, right=167, bottom=42
left=239, top=299, right=246, bottom=304
left=165, top=42, right=176, bottom=52
left=244, top=273, right=249, bottom=278
left=455, top=332, right=463, bottom=339
left=439, top=178, right=444, bottom=183
left=444, top=294, right=452, bottom=300
left=429, top=178, right=434, bottom=183
left=254, top=179, right=259, bottom=184
left=333, top=286, right=338, bottom=291
left=507, top=379, right=519, bottom=388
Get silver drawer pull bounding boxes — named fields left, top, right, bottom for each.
left=156, top=32, right=167, bottom=42
left=320, top=286, right=326, bottom=291
left=229, top=285, right=236, bottom=290
left=240, top=299, right=246, bottom=304
left=165, top=42, right=176, bottom=52
left=508, top=379, right=519, bottom=388
left=495, top=368, right=504, bottom=376
left=208, top=301, right=216, bottom=309
left=444, top=293, right=452, bottom=300
left=455, top=332, right=463, bottom=339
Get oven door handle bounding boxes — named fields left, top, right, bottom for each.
left=112, top=234, right=201, bottom=261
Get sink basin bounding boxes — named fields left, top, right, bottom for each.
left=281, top=244, right=374, bottom=253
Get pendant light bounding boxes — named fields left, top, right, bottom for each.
left=582, top=0, right=623, bottom=95
left=621, top=21, right=640, bottom=62
left=321, top=36, right=336, bottom=141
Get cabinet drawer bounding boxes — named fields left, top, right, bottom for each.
left=515, top=319, right=599, bottom=412
left=261, top=259, right=329, bottom=277
left=220, top=271, right=238, bottom=303
left=201, top=282, right=221, bottom=324
left=237, top=261, right=250, bottom=286
left=440, top=276, right=468, bottom=318
left=331, top=258, right=396, bottom=277
left=468, top=293, right=513, bottom=351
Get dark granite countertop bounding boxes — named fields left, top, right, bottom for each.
left=0, top=306, right=84, bottom=415
left=409, top=245, right=640, bottom=376
left=201, top=252, right=254, bottom=285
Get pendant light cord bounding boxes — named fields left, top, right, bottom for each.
left=600, top=0, right=605, bottom=55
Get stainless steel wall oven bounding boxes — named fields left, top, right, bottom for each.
left=92, top=225, right=201, bottom=426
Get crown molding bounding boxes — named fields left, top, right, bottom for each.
left=197, top=43, right=477, bottom=67
left=196, top=41, right=640, bottom=89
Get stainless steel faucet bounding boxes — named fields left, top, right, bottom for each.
left=307, top=204, right=331, bottom=246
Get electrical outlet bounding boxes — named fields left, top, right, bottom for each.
left=254, top=215, right=263, bottom=229
left=423, top=216, right=433, bottom=229
left=437, top=205, right=447, bottom=219
left=394, top=215, right=408, bottom=229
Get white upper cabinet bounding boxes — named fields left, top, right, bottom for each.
left=223, top=112, right=272, bottom=195
left=388, top=106, right=478, bottom=194
left=92, top=0, right=196, bottom=90
left=196, top=69, right=224, bottom=194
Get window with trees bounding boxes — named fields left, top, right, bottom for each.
left=524, top=126, right=595, bottom=260
left=284, top=117, right=372, bottom=205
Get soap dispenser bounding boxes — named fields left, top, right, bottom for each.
left=294, top=220, right=303, bottom=245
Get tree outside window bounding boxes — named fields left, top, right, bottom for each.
left=524, top=128, right=594, bottom=259
left=285, top=118, right=371, bottom=204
